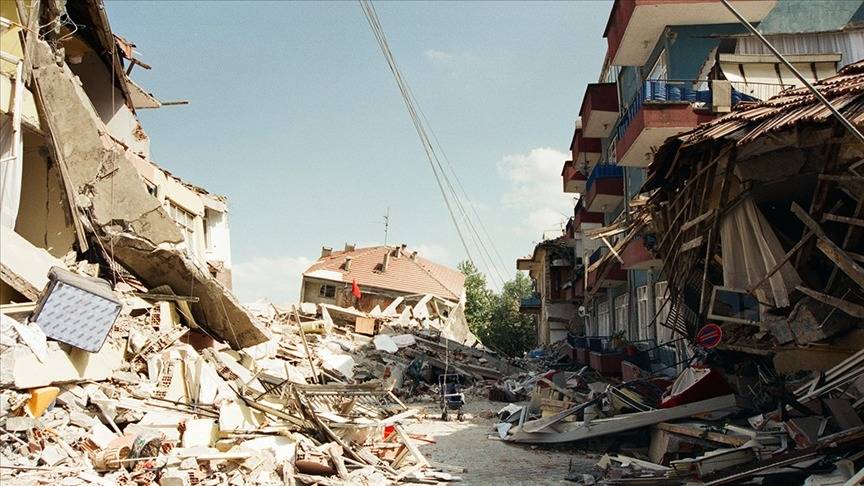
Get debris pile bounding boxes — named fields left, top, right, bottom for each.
left=492, top=342, right=864, bottom=484
left=1, top=262, right=533, bottom=485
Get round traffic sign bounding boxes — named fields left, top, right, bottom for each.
left=696, top=324, right=723, bottom=349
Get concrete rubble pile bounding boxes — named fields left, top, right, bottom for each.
left=0, top=0, right=522, bottom=482
left=2, top=273, right=532, bottom=484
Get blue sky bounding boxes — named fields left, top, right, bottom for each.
left=105, top=1, right=610, bottom=303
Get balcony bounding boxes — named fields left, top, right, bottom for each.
left=584, top=164, right=624, bottom=213
left=615, top=80, right=718, bottom=168
left=587, top=260, right=628, bottom=289
left=580, top=83, right=620, bottom=138
left=603, top=0, right=777, bottom=67
left=620, top=235, right=661, bottom=270
left=520, top=294, right=541, bottom=315
left=562, top=160, right=588, bottom=194
left=573, top=204, right=604, bottom=231
left=571, top=128, right=602, bottom=169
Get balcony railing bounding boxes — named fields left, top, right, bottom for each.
left=614, top=79, right=759, bottom=142
left=585, top=163, right=624, bottom=194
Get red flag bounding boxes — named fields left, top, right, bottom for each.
left=351, top=280, right=362, bottom=300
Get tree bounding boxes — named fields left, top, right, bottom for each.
left=458, top=260, right=493, bottom=338
left=458, top=261, right=537, bottom=357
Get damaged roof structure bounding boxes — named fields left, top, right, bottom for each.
left=626, top=60, right=864, bottom=372
left=0, top=0, right=262, bottom=349
left=302, top=244, right=465, bottom=309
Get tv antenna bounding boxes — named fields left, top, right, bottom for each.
left=383, top=207, right=390, bottom=245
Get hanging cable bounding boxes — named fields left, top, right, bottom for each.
left=359, top=0, right=509, bottom=287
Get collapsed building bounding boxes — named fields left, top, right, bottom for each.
left=494, top=56, right=864, bottom=486
left=0, top=0, right=260, bottom=349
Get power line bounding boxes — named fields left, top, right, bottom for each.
left=359, top=0, right=509, bottom=287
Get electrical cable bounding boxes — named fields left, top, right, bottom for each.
left=360, top=0, right=509, bottom=288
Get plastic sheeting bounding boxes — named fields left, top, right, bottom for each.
left=720, top=198, right=801, bottom=309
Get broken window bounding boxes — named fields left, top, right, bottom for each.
left=319, top=284, right=336, bottom=298
left=597, top=301, right=610, bottom=336
left=166, top=203, right=200, bottom=257
left=707, top=286, right=760, bottom=325
left=648, top=48, right=668, bottom=81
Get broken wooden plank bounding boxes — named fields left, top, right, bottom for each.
left=795, top=286, right=864, bottom=318
left=327, top=444, right=349, bottom=480
left=394, top=424, right=429, bottom=467
left=507, top=395, right=738, bottom=444
left=823, top=213, right=864, bottom=227
left=791, top=202, right=864, bottom=289
left=655, top=422, right=749, bottom=447
left=815, top=239, right=864, bottom=289
left=680, top=209, right=715, bottom=233
left=680, top=236, right=704, bottom=252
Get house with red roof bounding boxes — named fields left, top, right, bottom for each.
left=300, top=244, right=465, bottom=313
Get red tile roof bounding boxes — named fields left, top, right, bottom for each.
left=302, top=246, right=465, bottom=301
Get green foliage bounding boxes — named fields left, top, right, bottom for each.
left=458, top=261, right=537, bottom=357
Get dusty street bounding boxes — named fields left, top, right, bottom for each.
left=404, top=398, right=598, bottom=485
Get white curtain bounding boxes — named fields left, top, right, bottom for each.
left=720, top=198, right=801, bottom=309
left=737, top=30, right=864, bottom=68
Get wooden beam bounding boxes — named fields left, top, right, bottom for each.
left=700, top=151, right=737, bottom=317
left=822, top=213, right=864, bottom=227
left=602, top=237, right=625, bottom=264
left=795, top=285, right=864, bottom=319
left=680, top=236, right=704, bottom=252
left=816, top=239, right=864, bottom=290
left=655, top=422, right=749, bottom=447
left=394, top=424, right=430, bottom=467
left=680, top=209, right=715, bottom=233
left=791, top=203, right=864, bottom=289
left=507, top=395, right=738, bottom=444
left=818, top=174, right=864, bottom=183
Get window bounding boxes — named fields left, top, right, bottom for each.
left=648, top=48, right=668, bottom=80
left=637, top=285, right=650, bottom=340
left=597, top=302, right=610, bottom=336
left=614, top=294, right=629, bottom=335
left=319, top=284, right=336, bottom=298
left=654, top=281, right=673, bottom=344
left=167, top=203, right=200, bottom=257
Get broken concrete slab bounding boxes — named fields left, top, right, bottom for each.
left=108, top=233, right=268, bottom=349
left=0, top=225, right=69, bottom=301
left=30, top=38, right=265, bottom=350
left=0, top=340, right=124, bottom=389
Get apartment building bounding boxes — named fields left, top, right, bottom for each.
left=524, top=0, right=864, bottom=373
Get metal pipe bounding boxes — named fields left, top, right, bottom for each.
left=720, top=0, right=864, bottom=149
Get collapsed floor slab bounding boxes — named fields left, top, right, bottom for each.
left=28, top=37, right=266, bottom=349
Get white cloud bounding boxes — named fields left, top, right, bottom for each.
left=413, top=243, right=453, bottom=266
left=527, top=207, right=569, bottom=238
left=497, top=147, right=575, bottom=236
left=232, top=255, right=312, bottom=304
left=424, top=49, right=454, bottom=63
